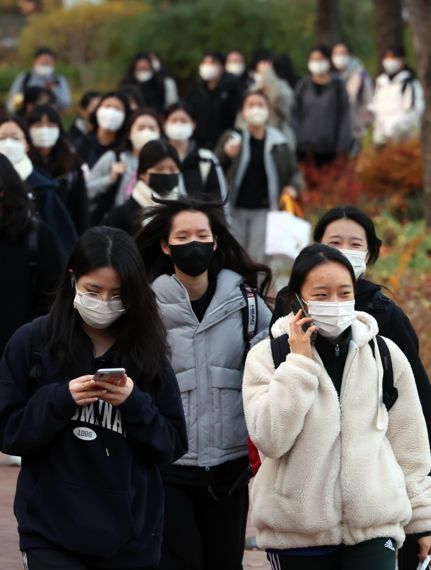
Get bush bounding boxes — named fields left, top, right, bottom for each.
left=18, top=1, right=148, bottom=72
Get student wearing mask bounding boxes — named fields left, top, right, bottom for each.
left=7, top=48, right=72, bottom=113
left=0, top=154, right=63, bottom=357
left=216, top=90, right=302, bottom=262
left=68, top=91, right=102, bottom=148
left=77, top=92, right=130, bottom=169
left=104, top=140, right=181, bottom=235
left=136, top=197, right=273, bottom=570
left=369, top=46, right=424, bottom=147
left=296, top=45, right=352, bottom=167
left=0, top=225, right=187, bottom=570
left=27, top=105, right=90, bottom=234
left=247, top=49, right=296, bottom=148
left=331, top=42, right=374, bottom=150
left=0, top=116, right=77, bottom=259
left=271, top=209, right=431, bottom=509
left=243, top=243, right=431, bottom=570
left=164, top=102, right=228, bottom=204
left=120, top=52, right=177, bottom=115
left=187, top=51, right=241, bottom=149
left=87, top=109, right=162, bottom=223
left=225, top=50, right=253, bottom=95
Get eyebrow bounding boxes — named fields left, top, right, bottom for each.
left=311, top=284, right=353, bottom=291
left=327, top=233, right=365, bottom=241
left=84, top=283, right=120, bottom=291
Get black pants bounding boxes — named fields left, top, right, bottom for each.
left=158, top=458, right=249, bottom=570
left=398, top=534, right=420, bottom=570
left=266, top=538, right=397, bottom=570
left=22, top=548, right=156, bottom=570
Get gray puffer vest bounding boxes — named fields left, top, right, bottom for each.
left=152, top=269, right=272, bottom=467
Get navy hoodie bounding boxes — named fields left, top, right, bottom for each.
left=0, top=317, right=187, bottom=567
left=26, top=169, right=78, bottom=260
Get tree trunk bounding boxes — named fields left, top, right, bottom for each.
left=316, top=0, right=341, bottom=45
left=374, top=0, right=404, bottom=70
left=404, top=0, right=431, bottom=226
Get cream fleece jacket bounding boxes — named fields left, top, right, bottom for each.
left=243, top=311, right=431, bottom=550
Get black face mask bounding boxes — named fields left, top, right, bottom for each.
left=169, top=241, right=215, bottom=277
left=148, top=172, right=179, bottom=196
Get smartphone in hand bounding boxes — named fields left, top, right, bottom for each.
left=292, top=294, right=316, bottom=340
left=94, top=368, right=126, bottom=387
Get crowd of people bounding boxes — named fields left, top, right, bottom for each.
left=0, top=42, right=430, bottom=570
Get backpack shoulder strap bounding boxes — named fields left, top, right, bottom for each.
left=240, top=283, right=258, bottom=351
left=369, top=336, right=398, bottom=411
left=270, top=334, right=290, bottom=369
left=401, top=75, right=415, bottom=109
left=29, top=317, right=49, bottom=383
left=21, top=71, right=32, bottom=92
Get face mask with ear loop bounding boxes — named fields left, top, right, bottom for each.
left=303, top=299, right=356, bottom=339
left=71, top=276, right=126, bottom=329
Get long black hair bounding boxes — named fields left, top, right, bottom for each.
left=135, top=197, right=272, bottom=297
left=47, top=226, right=168, bottom=388
left=27, top=104, right=79, bottom=176
left=0, top=154, right=33, bottom=241
left=313, top=206, right=382, bottom=265
left=285, top=243, right=356, bottom=307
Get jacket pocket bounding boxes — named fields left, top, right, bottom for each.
left=26, top=475, right=135, bottom=557
left=209, top=366, right=248, bottom=450
left=176, top=370, right=198, bottom=456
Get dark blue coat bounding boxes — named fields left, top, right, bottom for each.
left=0, top=317, right=187, bottom=567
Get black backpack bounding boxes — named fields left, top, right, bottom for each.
left=270, top=333, right=398, bottom=412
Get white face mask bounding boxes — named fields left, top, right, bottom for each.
left=0, top=138, right=26, bottom=164
left=165, top=122, right=193, bottom=141
left=130, top=128, right=159, bottom=151
left=199, top=63, right=219, bottom=81
left=73, top=289, right=125, bottom=330
left=308, top=60, right=330, bottom=76
left=96, top=107, right=125, bottom=132
left=34, top=64, right=54, bottom=77
left=332, top=54, right=351, bottom=71
left=243, top=106, right=269, bottom=126
left=30, top=126, right=60, bottom=148
left=306, top=299, right=356, bottom=339
left=226, top=62, right=245, bottom=76
left=338, top=248, right=367, bottom=280
left=135, top=70, right=153, bottom=83
left=382, top=58, right=403, bottom=76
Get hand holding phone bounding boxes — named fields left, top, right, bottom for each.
left=93, top=368, right=126, bottom=387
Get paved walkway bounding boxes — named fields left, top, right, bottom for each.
left=0, top=454, right=268, bottom=570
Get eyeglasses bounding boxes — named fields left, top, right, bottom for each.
left=75, top=289, right=124, bottom=311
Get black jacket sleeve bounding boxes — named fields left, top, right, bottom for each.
left=0, top=323, right=78, bottom=456
left=386, top=304, right=431, bottom=443
left=118, top=362, right=187, bottom=465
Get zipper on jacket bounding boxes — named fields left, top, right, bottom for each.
left=335, top=344, right=340, bottom=357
